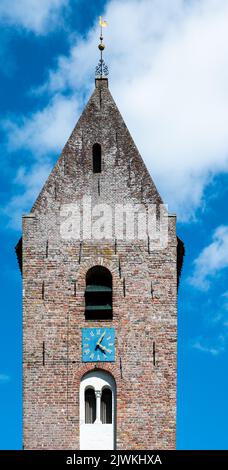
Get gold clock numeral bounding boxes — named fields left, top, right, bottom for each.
left=90, top=353, right=95, bottom=359
left=107, top=335, right=111, bottom=340
left=84, top=349, right=90, bottom=355
left=96, top=329, right=101, bottom=336
left=108, top=343, right=113, bottom=346
left=90, top=331, right=94, bottom=336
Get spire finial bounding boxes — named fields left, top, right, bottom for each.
left=95, top=16, right=109, bottom=78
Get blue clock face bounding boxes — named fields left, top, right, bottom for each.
left=82, top=328, right=115, bottom=362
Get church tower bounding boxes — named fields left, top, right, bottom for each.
left=16, top=24, right=184, bottom=450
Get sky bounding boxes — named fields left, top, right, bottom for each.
left=0, top=0, right=228, bottom=450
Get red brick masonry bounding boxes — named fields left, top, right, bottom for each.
left=21, top=78, right=181, bottom=449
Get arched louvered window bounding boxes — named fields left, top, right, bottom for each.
left=93, top=143, right=102, bottom=173
left=101, top=388, right=112, bottom=424
left=85, top=266, right=112, bottom=320
left=85, top=388, right=96, bottom=424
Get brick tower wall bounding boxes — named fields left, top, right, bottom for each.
left=22, top=78, right=177, bottom=450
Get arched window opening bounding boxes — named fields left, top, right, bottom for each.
left=85, top=388, right=96, bottom=424
left=93, top=143, right=102, bottom=173
left=101, top=388, right=112, bottom=424
left=80, top=370, right=116, bottom=450
left=85, top=266, right=112, bottom=320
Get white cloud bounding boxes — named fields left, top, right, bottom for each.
left=192, top=337, right=226, bottom=356
left=39, top=0, right=228, bottom=218
left=0, top=0, right=68, bottom=34
left=3, top=0, right=228, bottom=222
left=3, top=162, right=53, bottom=230
left=0, top=374, right=10, bottom=383
left=4, top=93, right=79, bottom=156
left=189, top=225, right=228, bottom=290
left=2, top=93, right=80, bottom=228
left=191, top=292, right=228, bottom=355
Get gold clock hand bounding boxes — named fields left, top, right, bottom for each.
left=98, top=344, right=111, bottom=354
left=96, top=331, right=106, bottom=346
left=102, top=346, right=112, bottom=353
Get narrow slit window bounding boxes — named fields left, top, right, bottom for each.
left=101, top=388, right=112, bottom=424
left=85, top=388, right=96, bottom=424
left=93, top=143, right=101, bottom=173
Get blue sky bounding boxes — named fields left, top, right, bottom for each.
left=0, top=0, right=228, bottom=450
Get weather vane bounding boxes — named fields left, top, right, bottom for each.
left=95, top=16, right=109, bottom=78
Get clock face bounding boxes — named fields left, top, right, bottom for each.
left=82, top=328, right=115, bottom=362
